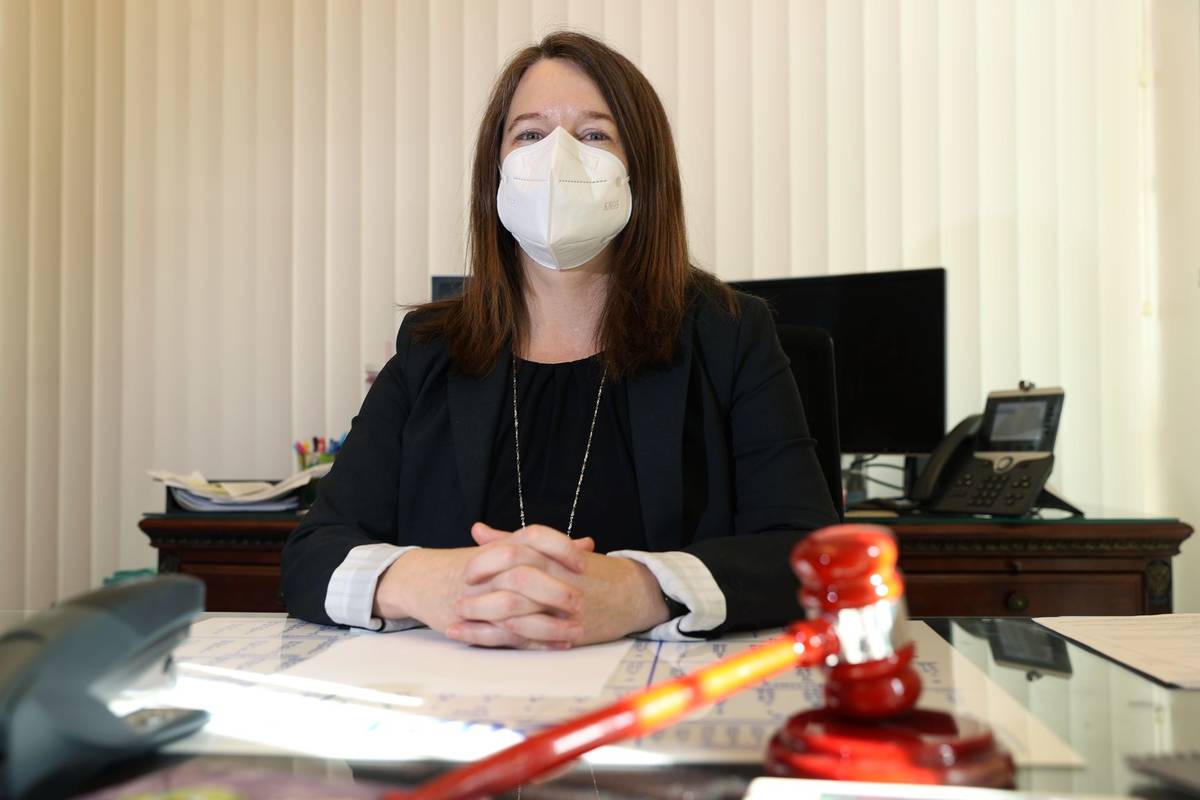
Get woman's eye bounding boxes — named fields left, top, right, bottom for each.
left=515, top=130, right=543, bottom=142
left=581, top=131, right=610, bottom=142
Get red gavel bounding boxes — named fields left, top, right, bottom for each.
left=389, top=524, right=1013, bottom=800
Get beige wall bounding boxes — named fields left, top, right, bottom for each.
left=1, top=0, right=1196, bottom=610
left=1153, top=0, right=1200, bottom=615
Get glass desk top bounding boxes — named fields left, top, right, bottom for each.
left=3, top=611, right=1195, bottom=799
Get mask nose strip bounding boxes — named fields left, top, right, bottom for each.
left=544, top=129, right=564, bottom=265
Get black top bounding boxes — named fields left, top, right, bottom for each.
left=281, top=291, right=840, bottom=636
left=483, top=356, right=648, bottom=552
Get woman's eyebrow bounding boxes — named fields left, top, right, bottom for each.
left=505, top=110, right=615, bottom=133
left=506, top=112, right=546, bottom=132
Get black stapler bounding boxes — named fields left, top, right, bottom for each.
left=0, top=575, right=209, bottom=799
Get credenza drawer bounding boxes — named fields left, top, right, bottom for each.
left=905, top=573, right=1144, bottom=617
left=178, top=563, right=286, bottom=612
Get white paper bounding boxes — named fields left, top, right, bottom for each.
left=282, top=628, right=633, bottom=697
left=148, top=462, right=331, bottom=504
left=218, top=481, right=275, bottom=498
left=114, top=668, right=520, bottom=763
left=1034, top=613, right=1200, bottom=689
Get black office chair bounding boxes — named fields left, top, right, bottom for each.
left=775, top=324, right=843, bottom=519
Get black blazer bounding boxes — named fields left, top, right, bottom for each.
left=281, top=290, right=839, bottom=635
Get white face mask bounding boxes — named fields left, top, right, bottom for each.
left=496, top=126, right=632, bottom=270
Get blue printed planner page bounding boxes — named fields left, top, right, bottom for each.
left=113, top=617, right=1083, bottom=767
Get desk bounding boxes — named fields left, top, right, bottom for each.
left=74, top=614, right=1198, bottom=799
left=865, top=512, right=1193, bottom=617
left=140, top=512, right=1193, bottom=616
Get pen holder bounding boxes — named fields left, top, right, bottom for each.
left=294, top=437, right=339, bottom=511
left=297, top=451, right=335, bottom=472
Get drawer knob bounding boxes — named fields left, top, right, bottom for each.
left=1005, top=591, right=1030, bottom=614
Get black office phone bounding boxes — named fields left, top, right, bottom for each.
left=913, top=387, right=1066, bottom=516
left=0, top=575, right=208, bottom=799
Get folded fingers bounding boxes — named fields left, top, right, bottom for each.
left=490, top=565, right=580, bottom=614
left=498, top=613, right=583, bottom=645
left=462, top=541, right=552, bottom=585
left=465, top=537, right=590, bottom=585
left=445, top=621, right=573, bottom=650
left=455, top=589, right=545, bottom=622
left=510, top=525, right=591, bottom=572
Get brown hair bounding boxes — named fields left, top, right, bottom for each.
left=414, top=30, right=733, bottom=377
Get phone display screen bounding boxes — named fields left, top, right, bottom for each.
left=991, top=400, right=1048, bottom=443
left=978, top=393, right=1063, bottom=453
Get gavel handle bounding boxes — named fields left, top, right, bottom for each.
left=393, top=620, right=838, bottom=800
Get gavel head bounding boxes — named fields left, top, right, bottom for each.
left=791, top=524, right=921, bottom=719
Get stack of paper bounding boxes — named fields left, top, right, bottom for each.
left=168, top=488, right=298, bottom=512
left=1033, top=614, right=1200, bottom=688
left=148, top=463, right=332, bottom=512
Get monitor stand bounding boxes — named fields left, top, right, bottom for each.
left=844, top=459, right=869, bottom=507
left=841, top=456, right=924, bottom=514
left=903, top=455, right=927, bottom=497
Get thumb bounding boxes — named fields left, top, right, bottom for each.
left=471, top=522, right=511, bottom=546
left=571, top=536, right=596, bottom=552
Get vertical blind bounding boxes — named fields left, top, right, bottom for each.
left=1, top=0, right=1195, bottom=611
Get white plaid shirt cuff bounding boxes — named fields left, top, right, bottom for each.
left=325, top=543, right=424, bottom=633
left=608, top=550, right=727, bottom=641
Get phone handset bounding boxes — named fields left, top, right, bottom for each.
left=911, top=414, right=982, bottom=504
left=914, top=386, right=1071, bottom=516
left=0, top=576, right=209, bottom=799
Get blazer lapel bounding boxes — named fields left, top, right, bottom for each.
left=447, top=351, right=512, bottom=525
left=628, top=320, right=694, bottom=552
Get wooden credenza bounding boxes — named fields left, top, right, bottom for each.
left=881, top=514, right=1192, bottom=617
left=140, top=514, right=299, bottom=612
left=140, top=512, right=1192, bottom=616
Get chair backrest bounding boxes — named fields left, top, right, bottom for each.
left=775, top=324, right=843, bottom=519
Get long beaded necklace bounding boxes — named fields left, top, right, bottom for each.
left=511, top=356, right=607, bottom=536
left=510, top=356, right=606, bottom=800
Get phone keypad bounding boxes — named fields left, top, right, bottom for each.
left=934, top=457, right=1054, bottom=516
left=969, top=473, right=1011, bottom=508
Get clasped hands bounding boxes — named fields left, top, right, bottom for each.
left=372, top=523, right=669, bottom=649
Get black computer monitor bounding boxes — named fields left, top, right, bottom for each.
left=730, top=268, right=946, bottom=455
left=431, top=275, right=467, bottom=302
left=430, top=269, right=947, bottom=455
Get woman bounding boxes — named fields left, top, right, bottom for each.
left=281, top=31, right=837, bottom=649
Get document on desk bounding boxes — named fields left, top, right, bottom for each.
left=151, top=616, right=1081, bottom=768
left=282, top=628, right=633, bottom=697
left=174, top=617, right=351, bottom=674
left=1034, top=613, right=1200, bottom=688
